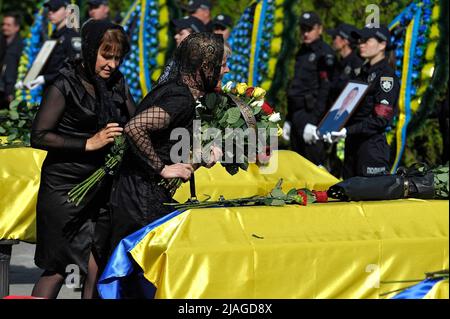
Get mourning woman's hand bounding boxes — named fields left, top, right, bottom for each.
left=86, top=123, right=123, bottom=151
left=160, top=163, right=194, bottom=181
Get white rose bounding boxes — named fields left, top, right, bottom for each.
left=268, top=112, right=281, bottom=123
left=222, top=81, right=233, bottom=93
left=250, top=100, right=264, bottom=108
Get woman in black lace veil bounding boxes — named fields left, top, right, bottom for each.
left=30, top=19, right=135, bottom=298
left=110, top=33, right=229, bottom=253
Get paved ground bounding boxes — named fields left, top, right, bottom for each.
left=9, top=242, right=80, bottom=299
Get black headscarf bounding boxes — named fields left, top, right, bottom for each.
left=157, top=32, right=224, bottom=94
left=80, top=19, right=130, bottom=127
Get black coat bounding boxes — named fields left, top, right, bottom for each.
left=31, top=61, right=135, bottom=275
left=0, top=34, right=23, bottom=96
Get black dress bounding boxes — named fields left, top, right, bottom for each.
left=110, top=80, right=196, bottom=249
left=31, top=62, right=135, bottom=276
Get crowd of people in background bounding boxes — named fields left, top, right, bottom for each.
left=0, top=0, right=448, bottom=175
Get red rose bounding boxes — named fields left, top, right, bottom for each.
left=245, top=87, right=255, bottom=97
left=313, top=190, right=328, bottom=203
left=297, top=190, right=308, bottom=205
left=261, top=101, right=274, bottom=115
left=256, top=146, right=272, bottom=165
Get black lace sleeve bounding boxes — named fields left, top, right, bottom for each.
left=124, top=106, right=171, bottom=173
left=31, top=84, right=87, bottom=151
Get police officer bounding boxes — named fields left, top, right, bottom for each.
left=172, top=15, right=206, bottom=47
left=16, top=0, right=80, bottom=91
left=212, top=14, right=233, bottom=41
left=327, top=23, right=364, bottom=101
left=182, top=0, right=214, bottom=32
left=0, top=12, right=23, bottom=108
left=285, top=12, right=335, bottom=165
left=323, top=25, right=400, bottom=179
left=87, top=0, right=110, bottom=21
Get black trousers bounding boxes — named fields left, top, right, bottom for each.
left=343, top=133, right=391, bottom=179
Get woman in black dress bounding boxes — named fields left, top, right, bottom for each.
left=30, top=19, right=135, bottom=299
left=109, top=32, right=228, bottom=251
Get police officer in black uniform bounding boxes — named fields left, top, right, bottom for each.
left=285, top=12, right=335, bottom=165
left=16, top=0, right=80, bottom=91
left=183, top=0, right=214, bottom=33
left=327, top=23, right=364, bottom=101
left=323, top=25, right=400, bottom=179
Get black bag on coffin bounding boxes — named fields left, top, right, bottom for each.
left=328, top=164, right=435, bottom=201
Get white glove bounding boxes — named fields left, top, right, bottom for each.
left=25, top=76, right=45, bottom=90
left=323, top=128, right=347, bottom=144
left=15, top=80, right=24, bottom=90
left=282, top=121, right=291, bottom=142
left=302, top=123, right=319, bottom=145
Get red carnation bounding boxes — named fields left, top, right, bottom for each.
left=297, top=190, right=308, bottom=206
left=261, top=101, right=274, bottom=115
left=313, top=190, right=328, bottom=203
left=245, top=87, right=255, bottom=97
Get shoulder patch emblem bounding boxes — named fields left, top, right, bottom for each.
left=309, top=53, right=316, bottom=62
left=380, top=76, right=394, bottom=93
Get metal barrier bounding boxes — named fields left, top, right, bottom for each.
left=0, top=240, right=19, bottom=298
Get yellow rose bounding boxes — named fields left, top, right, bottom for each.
left=277, top=124, right=283, bottom=137
left=252, top=87, right=266, bottom=99
left=236, top=83, right=248, bottom=96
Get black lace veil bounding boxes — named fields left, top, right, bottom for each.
left=156, top=32, right=224, bottom=93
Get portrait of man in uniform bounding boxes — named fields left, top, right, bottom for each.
left=318, top=81, right=369, bottom=135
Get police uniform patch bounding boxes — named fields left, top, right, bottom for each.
left=354, top=67, right=361, bottom=76
left=309, top=53, right=316, bottom=62
left=380, top=99, right=390, bottom=105
left=71, top=37, right=82, bottom=52
left=380, top=76, right=394, bottom=93
left=344, top=65, right=352, bottom=75
left=368, top=72, right=376, bottom=83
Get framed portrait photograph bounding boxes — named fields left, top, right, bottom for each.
left=317, top=81, right=370, bottom=135
left=23, top=40, right=58, bottom=86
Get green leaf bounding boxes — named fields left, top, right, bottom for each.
left=0, top=126, right=6, bottom=134
left=18, top=120, right=26, bottom=128
left=226, top=107, right=241, bottom=124
left=219, top=112, right=228, bottom=125
left=9, top=110, right=19, bottom=120
left=8, top=99, right=20, bottom=110
left=287, top=188, right=298, bottom=197
left=7, top=133, right=18, bottom=142
left=253, top=105, right=261, bottom=115
left=233, top=117, right=245, bottom=128
left=205, top=93, right=219, bottom=110
left=270, top=188, right=286, bottom=199
left=270, top=199, right=286, bottom=206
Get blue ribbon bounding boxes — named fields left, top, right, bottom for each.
left=392, top=278, right=444, bottom=299
left=97, top=210, right=185, bottom=299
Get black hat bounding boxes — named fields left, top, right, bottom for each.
left=172, top=16, right=206, bottom=33
left=299, top=11, right=322, bottom=28
left=213, top=14, right=233, bottom=29
left=44, top=0, right=68, bottom=11
left=87, top=0, right=109, bottom=6
left=327, top=23, right=358, bottom=43
left=182, top=0, right=212, bottom=13
left=351, top=25, right=392, bottom=47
